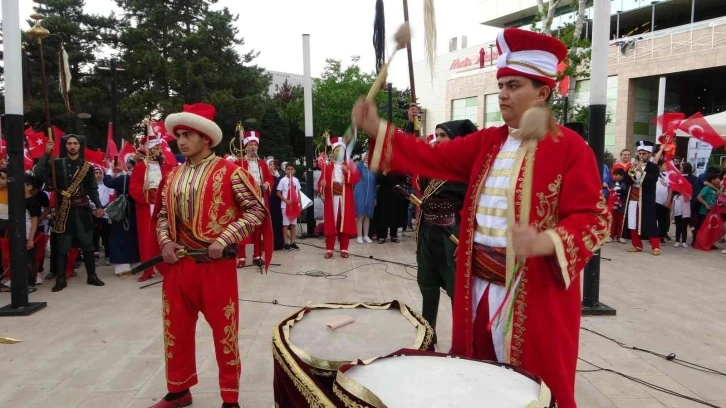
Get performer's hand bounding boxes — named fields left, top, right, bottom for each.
left=263, top=182, right=270, bottom=192
left=407, top=104, right=419, bottom=123
left=321, top=180, right=326, bottom=189
left=93, top=209, right=105, bottom=218
left=208, top=241, right=225, bottom=259
left=45, top=140, right=55, bottom=155
left=511, top=223, right=538, bottom=260
left=162, top=241, right=184, bottom=263
left=352, top=98, right=381, bottom=137
left=341, top=165, right=349, bottom=173
left=26, top=239, right=34, bottom=250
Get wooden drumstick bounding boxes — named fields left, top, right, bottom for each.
left=365, top=23, right=411, bottom=102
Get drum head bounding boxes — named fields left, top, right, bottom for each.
left=290, top=308, right=418, bottom=363
left=337, top=354, right=552, bottom=408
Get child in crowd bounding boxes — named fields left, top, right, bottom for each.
left=608, top=168, right=627, bottom=243
left=277, top=163, right=301, bottom=251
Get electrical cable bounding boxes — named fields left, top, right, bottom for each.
left=577, top=358, right=721, bottom=408
left=581, top=327, right=726, bottom=377
left=297, top=241, right=418, bottom=268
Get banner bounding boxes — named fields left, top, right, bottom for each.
left=686, top=138, right=713, bottom=177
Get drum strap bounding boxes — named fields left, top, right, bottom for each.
left=472, top=244, right=506, bottom=287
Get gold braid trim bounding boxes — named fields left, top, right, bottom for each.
left=506, top=59, right=557, bottom=78
left=54, top=161, right=92, bottom=233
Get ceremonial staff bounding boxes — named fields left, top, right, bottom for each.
left=402, top=0, right=420, bottom=135
left=27, top=12, right=57, bottom=192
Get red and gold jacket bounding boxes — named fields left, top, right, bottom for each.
left=368, top=120, right=610, bottom=408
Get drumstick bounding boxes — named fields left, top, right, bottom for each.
left=393, top=185, right=459, bottom=245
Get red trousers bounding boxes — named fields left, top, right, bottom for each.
left=610, top=211, right=624, bottom=239
left=630, top=230, right=661, bottom=250
left=325, top=234, right=350, bottom=252
left=161, top=257, right=241, bottom=403
left=472, top=285, right=496, bottom=361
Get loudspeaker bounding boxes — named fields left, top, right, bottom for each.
left=564, top=122, right=586, bottom=140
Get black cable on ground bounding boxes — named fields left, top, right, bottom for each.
left=238, top=298, right=302, bottom=308
left=269, top=262, right=417, bottom=282
left=297, top=241, right=417, bottom=269
left=581, top=327, right=726, bottom=377
left=577, top=358, right=721, bottom=408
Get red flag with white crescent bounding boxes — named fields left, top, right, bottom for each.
left=665, top=160, right=692, bottom=201
left=678, top=112, right=725, bottom=149
left=694, top=205, right=726, bottom=251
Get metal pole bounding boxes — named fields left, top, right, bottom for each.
left=651, top=3, right=657, bottom=33
left=583, top=0, right=616, bottom=317
left=111, top=58, right=119, bottom=149
left=302, top=34, right=315, bottom=236
left=656, top=77, right=666, bottom=137
left=616, top=13, right=620, bottom=38
left=387, top=83, right=394, bottom=124
left=0, top=0, right=47, bottom=317
left=691, top=0, right=695, bottom=24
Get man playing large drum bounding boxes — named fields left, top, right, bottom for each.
left=352, top=28, right=610, bottom=408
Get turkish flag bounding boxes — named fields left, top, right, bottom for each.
left=678, top=112, right=725, bottom=149
left=23, top=148, right=34, bottom=170
left=25, top=130, right=49, bottom=159
left=694, top=205, right=726, bottom=251
left=159, top=140, right=178, bottom=166
left=285, top=175, right=302, bottom=220
left=665, top=160, right=693, bottom=201
left=653, top=112, right=685, bottom=143
left=106, top=123, right=119, bottom=158
left=85, top=148, right=106, bottom=168
left=151, top=121, right=175, bottom=142
left=557, top=61, right=570, bottom=96
left=118, top=140, right=137, bottom=171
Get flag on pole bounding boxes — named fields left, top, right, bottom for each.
left=678, top=112, right=725, bottom=149
left=106, top=122, right=119, bottom=158
left=665, top=160, right=693, bottom=201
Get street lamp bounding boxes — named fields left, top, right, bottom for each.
left=98, top=60, right=126, bottom=149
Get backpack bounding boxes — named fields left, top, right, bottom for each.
left=105, top=176, right=129, bottom=223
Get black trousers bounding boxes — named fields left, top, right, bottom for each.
left=656, top=203, right=671, bottom=238
left=93, top=217, right=110, bottom=255
left=674, top=216, right=690, bottom=244
left=26, top=246, right=37, bottom=287
left=692, top=213, right=706, bottom=245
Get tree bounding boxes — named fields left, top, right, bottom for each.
left=273, top=81, right=306, bottom=158
left=534, top=0, right=563, bottom=35
left=280, top=57, right=386, bottom=154
left=377, top=87, right=412, bottom=131
left=16, top=0, right=119, bottom=147
left=257, top=104, right=293, bottom=161
left=114, top=0, right=270, bottom=149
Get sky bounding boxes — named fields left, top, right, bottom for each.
left=4, top=0, right=501, bottom=88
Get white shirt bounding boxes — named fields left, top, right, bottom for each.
left=655, top=173, right=669, bottom=205
left=247, top=159, right=262, bottom=186
left=277, top=176, right=301, bottom=209
left=333, top=163, right=344, bottom=184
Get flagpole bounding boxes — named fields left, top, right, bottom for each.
left=27, top=12, right=57, bottom=192
left=0, top=0, right=47, bottom=317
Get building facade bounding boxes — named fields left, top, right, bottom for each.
left=266, top=70, right=305, bottom=96
left=414, top=0, right=726, bottom=154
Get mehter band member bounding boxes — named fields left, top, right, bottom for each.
left=149, top=103, right=272, bottom=408
left=352, top=28, right=610, bottom=408
left=34, top=134, right=106, bottom=292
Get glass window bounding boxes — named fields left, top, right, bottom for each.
left=451, top=97, right=478, bottom=126
left=484, top=94, right=503, bottom=128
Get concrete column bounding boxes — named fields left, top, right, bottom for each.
left=656, top=76, right=667, bottom=137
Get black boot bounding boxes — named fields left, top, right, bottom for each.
left=52, top=254, right=68, bottom=292
left=83, top=251, right=105, bottom=287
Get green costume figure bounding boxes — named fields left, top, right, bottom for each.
left=413, top=119, right=477, bottom=339
left=34, top=134, right=106, bottom=292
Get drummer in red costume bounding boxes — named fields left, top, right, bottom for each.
left=150, top=103, right=272, bottom=408
left=318, top=137, right=360, bottom=259
left=130, top=127, right=174, bottom=282
left=237, top=130, right=274, bottom=267
left=352, top=28, right=610, bottom=407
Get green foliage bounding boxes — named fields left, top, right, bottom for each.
left=257, top=105, right=293, bottom=161
left=273, top=81, right=306, bottom=158
left=280, top=57, right=387, bottom=155
left=17, top=0, right=120, bottom=148
left=113, top=0, right=270, bottom=150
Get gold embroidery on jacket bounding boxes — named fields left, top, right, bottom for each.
left=205, top=166, right=228, bottom=236
left=582, top=199, right=612, bottom=253
left=511, top=274, right=528, bottom=367
left=534, top=175, right=562, bottom=231
left=555, top=226, right=579, bottom=281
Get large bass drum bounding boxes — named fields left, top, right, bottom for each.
left=333, top=350, right=556, bottom=408
left=272, top=301, right=434, bottom=408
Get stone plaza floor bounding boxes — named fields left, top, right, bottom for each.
left=0, top=235, right=725, bottom=408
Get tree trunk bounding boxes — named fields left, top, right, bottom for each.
left=535, top=0, right=562, bottom=35
left=566, top=0, right=588, bottom=113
